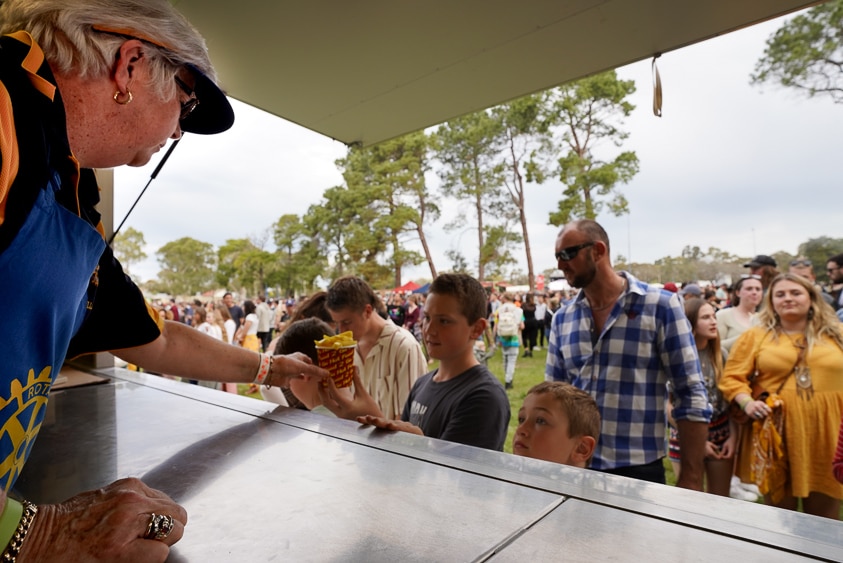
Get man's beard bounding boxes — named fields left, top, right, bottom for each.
left=568, top=259, right=597, bottom=289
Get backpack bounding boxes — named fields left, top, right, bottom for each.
left=497, top=304, right=520, bottom=337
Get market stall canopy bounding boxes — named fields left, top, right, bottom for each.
left=175, top=0, right=822, bottom=147
left=394, top=281, right=421, bottom=292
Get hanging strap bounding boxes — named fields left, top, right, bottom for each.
left=651, top=54, right=662, bottom=117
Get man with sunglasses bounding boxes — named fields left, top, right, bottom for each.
left=545, top=220, right=711, bottom=489
left=826, top=253, right=843, bottom=313
left=788, top=256, right=834, bottom=307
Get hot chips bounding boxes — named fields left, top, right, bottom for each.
left=314, top=331, right=356, bottom=348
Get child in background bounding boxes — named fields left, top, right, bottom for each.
left=513, top=381, right=600, bottom=468
left=322, top=273, right=511, bottom=451
left=260, top=317, right=354, bottom=413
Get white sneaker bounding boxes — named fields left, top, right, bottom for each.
left=730, top=477, right=759, bottom=501
left=739, top=482, right=761, bottom=496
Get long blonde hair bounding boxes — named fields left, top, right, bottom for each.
left=757, top=273, right=843, bottom=351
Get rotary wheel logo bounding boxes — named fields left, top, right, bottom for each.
left=0, top=366, right=52, bottom=490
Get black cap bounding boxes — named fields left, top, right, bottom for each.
left=180, top=63, right=234, bottom=135
left=743, top=255, right=777, bottom=268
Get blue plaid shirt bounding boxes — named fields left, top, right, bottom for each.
left=545, top=272, right=711, bottom=470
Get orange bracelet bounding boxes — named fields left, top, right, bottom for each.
left=253, top=354, right=272, bottom=385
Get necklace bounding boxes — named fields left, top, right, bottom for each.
left=784, top=331, right=813, bottom=400
left=588, top=278, right=627, bottom=312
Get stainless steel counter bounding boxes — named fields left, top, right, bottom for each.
left=15, top=368, right=842, bottom=562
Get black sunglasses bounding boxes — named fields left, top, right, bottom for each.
left=555, top=242, right=594, bottom=262
left=789, top=259, right=812, bottom=268
left=174, top=76, right=200, bottom=121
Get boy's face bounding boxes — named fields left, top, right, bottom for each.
left=328, top=305, right=372, bottom=341
left=513, top=393, right=591, bottom=468
left=422, top=293, right=483, bottom=362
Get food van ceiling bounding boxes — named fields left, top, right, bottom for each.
left=176, top=0, right=823, bottom=147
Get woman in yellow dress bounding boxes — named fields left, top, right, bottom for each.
left=720, top=273, right=843, bottom=519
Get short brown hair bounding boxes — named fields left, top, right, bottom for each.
left=326, top=276, right=379, bottom=313
left=429, top=273, right=486, bottom=323
left=527, top=381, right=600, bottom=441
left=274, top=318, right=336, bottom=364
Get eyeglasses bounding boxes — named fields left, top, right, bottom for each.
left=555, top=242, right=594, bottom=262
left=174, top=76, right=200, bottom=121
left=828, top=266, right=841, bottom=274
left=740, top=274, right=761, bottom=280
left=790, top=259, right=812, bottom=267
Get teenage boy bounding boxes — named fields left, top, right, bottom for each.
left=326, top=276, right=426, bottom=420
left=321, top=273, right=511, bottom=451
left=513, top=381, right=600, bottom=468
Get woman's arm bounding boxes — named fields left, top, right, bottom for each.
left=114, top=321, right=326, bottom=386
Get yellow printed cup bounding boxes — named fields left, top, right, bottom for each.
left=316, top=345, right=355, bottom=388
left=314, top=331, right=356, bottom=389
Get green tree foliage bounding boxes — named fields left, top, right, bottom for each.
left=434, top=111, right=509, bottom=281
left=752, top=1, right=843, bottom=103
left=271, top=214, right=327, bottom=296
left=156, top=237, right=215, bottom=296
left=216, top=238, right=275, bottom=297
left=337, top=133, right=431, bottom=287
left=546, top=71, right=639, bottom=225
left=112, top=226, right=147, bottom=279
left=493, top=93, right=553, bottom=290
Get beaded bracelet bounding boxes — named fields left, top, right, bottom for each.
left=1, top=500, right=38, bottom=562
left=253, top=353, right=273, bottom=386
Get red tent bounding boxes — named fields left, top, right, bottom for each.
left=394, top=281, right=420, bottom=292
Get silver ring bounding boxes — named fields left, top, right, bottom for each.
left=144, top=513, right=175, bottom=541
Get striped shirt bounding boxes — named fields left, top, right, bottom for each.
left=545, top=271, right=711, bottom=470
left=355, top=321, right=426, bottom=420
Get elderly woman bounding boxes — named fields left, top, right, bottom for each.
left=719, top=274, right=843, bottom=519
left=0, top=1, right=326, bottom=560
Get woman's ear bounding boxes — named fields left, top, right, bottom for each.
left=112, top=39, right=146, bottom=88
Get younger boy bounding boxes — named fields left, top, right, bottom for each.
left=513, top=381, right=600, bottom=468
left=323, top=273, right=511, bottom=451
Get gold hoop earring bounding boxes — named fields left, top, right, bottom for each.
left=113, top=89, right=133, bottom=105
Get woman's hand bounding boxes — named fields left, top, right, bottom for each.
left=744, top=399, right=770, bottom=420
left=267, top=352, right=329, bottom=388
left=20, top=478, right=186, bottom=562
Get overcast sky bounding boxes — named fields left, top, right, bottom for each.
left=114, top=11, right=842, bottom=288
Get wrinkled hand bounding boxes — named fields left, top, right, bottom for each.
left=356, top=415, right=424, bottom=436
left=269, top=352, right=329, bottom=388
left=20, top=477, right=186, bottom=562
left=318, top=368, right=382, bottom=420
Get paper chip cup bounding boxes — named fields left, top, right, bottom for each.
left=316, top=345, right=355, bottom=388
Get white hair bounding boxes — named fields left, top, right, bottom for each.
left=0, top=0, right=217, bottom=99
